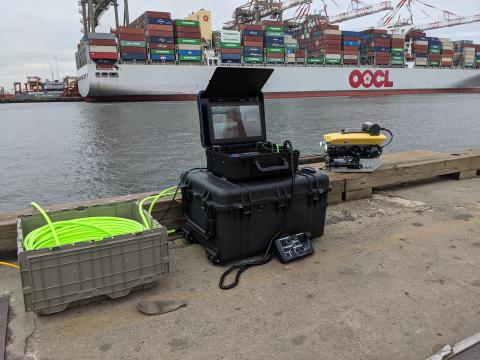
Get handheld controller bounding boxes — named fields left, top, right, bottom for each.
left=274, top=232, right=314, bottom=263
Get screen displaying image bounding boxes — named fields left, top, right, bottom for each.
left=211, top=105, right=262, bottom=141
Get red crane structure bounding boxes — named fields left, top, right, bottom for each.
left=225, top=0, right=393, bottom=29
left=380, top=0, right=480, bottom=33
left=223, top=0, right=314, bottom=29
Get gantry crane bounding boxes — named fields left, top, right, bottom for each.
left=283, top=0, right=393, bottom=30
left=328, top=1, right=393, bottom=23
left=380, top=0, right=480, bottom=34
left=224, top=0, right=314, bottom=29
left=414, top=14, right=480, bottom=32
left=78, top=0, right=130, bottom=34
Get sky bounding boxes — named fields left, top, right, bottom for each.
left=0, top=0, right=479, bottom=91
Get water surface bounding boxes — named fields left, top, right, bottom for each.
left=1, top=94, right=479, bottom=211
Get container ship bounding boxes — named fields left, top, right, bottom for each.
left=75, top=6, right=480, bottom=102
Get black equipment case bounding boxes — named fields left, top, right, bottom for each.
left=197, top=67, right=299, bottom=181
left=181, top=169, right=329, bottom=264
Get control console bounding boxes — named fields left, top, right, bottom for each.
left=274, top=232, right=314, bottom=264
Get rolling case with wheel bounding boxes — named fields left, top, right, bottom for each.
left=181, top=169, right=329, bottom=264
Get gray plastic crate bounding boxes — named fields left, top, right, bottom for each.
left=17, top=201, right=169, bottom=315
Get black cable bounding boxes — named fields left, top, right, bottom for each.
left=159, top=167, right=206, bottom=222
left=219, top=141, right=296, bottom=290
left=380, top=128, right=394, bottom=148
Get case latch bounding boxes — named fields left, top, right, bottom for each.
left=180, top=179, right=192, bottom=204
left=241, top=191, right=252, bottom=215
left=201, top=188, right=211, bottom=210
left=276, top=187, right=289, bottom=209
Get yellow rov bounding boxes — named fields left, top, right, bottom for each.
left=323, top=132, right=388, bottom=146
left=320, top=122, right=393, bottom=173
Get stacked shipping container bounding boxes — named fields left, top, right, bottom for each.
left=342, top=31, right=360, bottom=65
left=117, top=27, right=147, bottom=61
left=219, top=30, right=242, bottom=63
left=304, top=24, right=341, bottom=64
left=361, top=29, right=391, bottom=66
left=427, top=37, right=442, bottom=67
left=454, top=41, right=476, bottom=68
left=291, top=28, right=307, bottom=63
left=81, top=8, right=480, bottom=70
left=440, top=38, right=454, bottom=67
left=175, top=20, right=202, bottom=62
left=240, top=24, right=264, bottom=63
left=143, top=13, right=175, bottom=62
left=127, top=11, right=175, bottom=62
left=390, top=34, right=405, bottom=66
left=264, top=23, right=285, bottom=64
left=476, top=45, right=480, bottom=69
left=411, top=32, right=428, bottom=67
left=284, top=35, right=299, bottom=63
left=87, top=32, right=118, bottom=68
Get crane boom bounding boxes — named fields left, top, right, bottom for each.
left=414, top=14, right=480, bottom=31
left=79, top=0, right=127, bottom=33
left=327, top=1, right=393, bottom=23
left=224, top=0, right=313, bottom=29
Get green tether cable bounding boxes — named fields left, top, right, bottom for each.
left=24, top=187, right=179, bottom=252
left=30, top=202, right=60, bottom=246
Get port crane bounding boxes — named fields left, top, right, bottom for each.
left=78, top=0, right=130, bottom=34
left=224, top=0, right=315, bottom=29
left=415, top=14, right=480, bottom=32
left=283, top=0, right=393, bottom=30
left=380, top=0, right=480, bottom=34
left=328, top=1, right=393, bottom=23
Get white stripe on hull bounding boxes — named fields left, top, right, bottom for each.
left=78, top=63, right=480, bottom=99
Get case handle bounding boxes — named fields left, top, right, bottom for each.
left=254, top=158, right=289, bottom=173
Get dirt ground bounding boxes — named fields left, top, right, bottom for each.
left=2, top=177, right=480, bottom=360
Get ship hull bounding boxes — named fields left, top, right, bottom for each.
left=78, top=63, right=480, bottom=101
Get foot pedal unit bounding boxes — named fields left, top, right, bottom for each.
left=274, top=232, right=314, bottom=263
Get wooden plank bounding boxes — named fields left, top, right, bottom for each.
left=298, top=154, right=325, bottom=165
left=445, top=169, right=478, bottom=181
left=344, top=149, right=480, bottom=193
left=328, top=190, right=344, bottom=205
left=0, top=296, right=9, bottom=360
left=343, top=188, right=373, bottom=202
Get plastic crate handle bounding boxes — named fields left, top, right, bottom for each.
left=254, top=158, right=289, bottom=173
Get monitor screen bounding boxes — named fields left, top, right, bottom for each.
left=210, top=104, right=263, bottom=142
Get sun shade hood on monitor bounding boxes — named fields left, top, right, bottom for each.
left=198, top=67, right=274, bottom=148
left=202, top=67, right=274, bottom=98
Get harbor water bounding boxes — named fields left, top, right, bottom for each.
left=1, top=94, right=479, bottom=212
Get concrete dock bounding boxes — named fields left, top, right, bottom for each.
left=2, top=175, right=480, bottom=360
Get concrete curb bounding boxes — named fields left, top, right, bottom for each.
left=425, top=332, right=480, bottom=359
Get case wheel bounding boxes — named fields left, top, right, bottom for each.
left=205, top=247, right=222, bottom=265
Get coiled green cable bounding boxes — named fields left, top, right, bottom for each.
left=23, top=187, right=179, bottom=251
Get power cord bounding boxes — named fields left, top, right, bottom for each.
left=159, top=167, right=207, bottom=222
left=380, top=127, right=394, bottom=148
left=219, top=140, right=296, bottom=290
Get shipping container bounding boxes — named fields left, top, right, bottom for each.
left=120, top=53, right=147, bottom=60
left=177, top=38, right=201, bottom=45
left=89, top=39, right=117, bottom=46
left=243, top=56, right=264, bottom=63
left=151, top=54, right=176, bottom=61
left=175, top=19, right=200, bottom=27
left=90, top=52, right=118, bottom=60
left=150, top=48, right=175, bottom=55
left=175, top=19, right=201, bottom=62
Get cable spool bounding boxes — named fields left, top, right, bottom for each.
left=23, top=187, right=178, bottom=252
